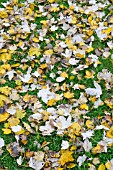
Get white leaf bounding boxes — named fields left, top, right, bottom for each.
left=11, top=125, right=22, bottom=132
left=29, top=157, right=44, bottom=170
left=61, top=140, right=69, bottom=149
left=83, top=139, right=92, bottom=152
left=85, top=81, right=102, bottom=98
left=21, top=20, right=30, bottom=33
left=0, top=138, right=4, bottom=148
left=69, top=58, right=79, bottom=65
left=5, top=70, right=16, bottom=80
left=82, top=130, right=94, bottom=140
left=62, top=49, right=72, bottom=58
left=38, top=87, right=55, bottom=104
left=7, top=106, right=16, bottom=115
left=107, top=41, right=113, bottom=49
left=77, top=155, right=87, bottom=166
left=39, top=121, right=55, bottom=136
left=32, top=71, right=40, bottom=78
left=50, top=25, right=58, bottom=32
left=95, top=125, right=109, bottom=130
left=17, top=156, right=22, bottom=165
left=56, top=77, right=65, bottom=82
left=19, top=67, right=32, bottom=83
left=53, top=116, right=72, bottom=130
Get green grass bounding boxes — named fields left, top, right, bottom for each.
left=0, top=0, right=113, bottom=169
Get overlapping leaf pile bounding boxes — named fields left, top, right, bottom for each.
left=0, top=0, right=113, bottom=169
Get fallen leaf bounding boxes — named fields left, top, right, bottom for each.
left=17, top=156, right=23, bottom=166
left=0, top=138, right=4, bottom=148
left=98, top=164, right=105, bottom=170
left=60, top=150, right=74, bottom=166
left=61, top=140, right=69, bottom=150
left=77, top=155, right=87, bottom=166
left=2, top=128, right=11, bottom=134
left=8, top=117, right=20, bottom=127
left=64, top=92, right=74, bottom=99
left=0, top=112, right=10, bottom=122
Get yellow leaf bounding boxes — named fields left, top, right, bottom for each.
left=65, top=38, right=73, bottom=48
left=106, top=126, right=113, bottom=138
left=29, top=47, right=40, bottom=57
left=47, top=99, right=56, bottom=106
left=40, top=20, right=48, bottom=26
left=103, top=28, right=113, bottom=34
left=0, top=11, right=8, bottom=18
left=50, top=7, right=60, bottom=12
left=42, top=111, right=50, bottom=122
left=0, top=49, right=7, bottom=53
left=98, top=164, right=105, bottom=170
left=71, top=122, right=81, bottom=130
left=8, top=117, right=20, bottom=127
left=90, top=97, right=96, bottom=102
left=0, top=67, right=6, bottom=76
left=48, top=0, right=55, bottom=3
left=0, top=53, right=12, bottom=63
left=71, top=122, right=81, bottom=136
left=17, top=41, right=23, bottom=47
left=0, top=95, right=11, bottom=103
left=13, top=0, right=18, bottom=4
left=0, top=100, right=4, bottom=107
left=16, top=110, right=26, bottom=119
left=4, top=122, right=10, bottom=128
left=23, top=94, right=30, bottom=102
left=32, top=37, right=39, bottom=42
left=105, top=161, right=112, bottom=170
left=2, top=128, right=11, bottom=134
left=67, top=163, right=76, bottom=168
left=92, top=144, right=104, bottom=154
left=60, top=72, right=68, bottom=78
left=88, top=16, right=93, bottom=23
left=60, top=150, right=74, bottom=166
left=64, top=92, right=74, bottom=99
left=40, top=63, right=47, bottom=69
left=85, top=70, right=94, bottom=79
left=15, top=80, right=22, bottom=86
left=8, top=28, right=15, bottom=34
left=58, top=168, right=63, bottom=170
left=11, top=63, right=20, bottom=67
left=86, top=120, right=94, bottom=129
left=0, top=112, right=10, bottom=122
left=44, top=49, right=53, bottom=55
left=70, top=146, right=77, bottom=151
left=71, top=16, right=77, bottom=24
left=70, top=76, right=75, bottom=80
left=1, top=64, right=11, bottom=71
left=80, top=104, right=88, bottom=110
left=76, top=53, right=85, bottom=58
left=0, top=86, right=11, bottom=96
left=60, top=4, right=66, bottom=9
left=86, top=47, right=94, bottom=53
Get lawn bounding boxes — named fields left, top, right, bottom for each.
left=0, top=0, right=113, bottom=170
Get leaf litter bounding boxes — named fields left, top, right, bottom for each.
left=0, top=0, right=113, bottom=169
